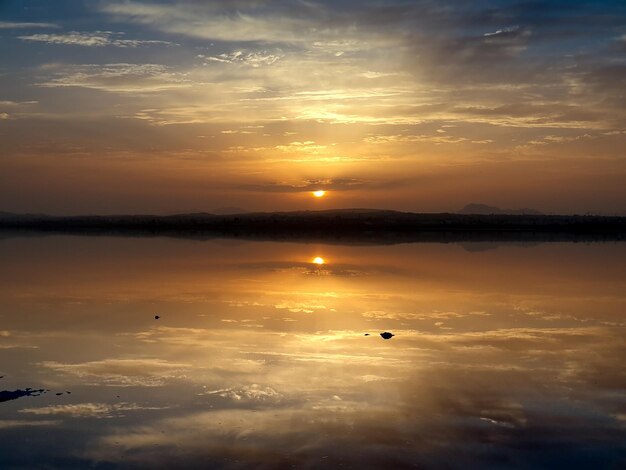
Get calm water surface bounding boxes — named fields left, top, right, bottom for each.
left=0, top=236, right=624, bottom=469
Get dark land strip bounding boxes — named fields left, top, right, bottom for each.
left=1, top=210, right=625, bottom=244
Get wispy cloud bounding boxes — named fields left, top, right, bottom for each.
left=0, top=21, right=59, bottom=29
left=100, top=2, right=321, bottom=44
left=37, top=63, right=190, bottom=93
left=240, top=178, right=369, bottom=193
left=484, top=26, right=520, bottom=37
left=200, top=50, right=283, bottom=67
left=18, top=31, right=174, bottom=47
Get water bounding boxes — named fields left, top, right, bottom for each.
left=0, top=236, right=624, bottom=469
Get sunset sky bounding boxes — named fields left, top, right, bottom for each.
left=1, top=0, right=625, bottom=215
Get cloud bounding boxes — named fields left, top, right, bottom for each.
left=0, top=100, right=38, bottom=107
left=0, top=100, right=39, bottom=121
left=483, top=26, right=520, bottom=37
left=239, top=177, right=369, bottom=193
left=18, top=31, right=174, bottom=48
left=365, top=134, right=471, bottom=145
left=36, top=63, right=190, bottom=93
left=0, top=21, right=59, bottom=29
left=100, top=1, right=326, bottom=44
left=275, top=141, right=327, bottom=154
left=200, top=50, right=283, bottom=67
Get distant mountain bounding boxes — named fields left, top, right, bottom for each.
left=458, top=203, right=543, bottom=216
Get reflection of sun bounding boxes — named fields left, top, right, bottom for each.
left=313, top=190, right=326, bottom=198
left=312, top=257, right=325, bottom=265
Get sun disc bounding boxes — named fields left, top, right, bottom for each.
left=313, top=190, right=326, bottom=198
left=312, top=257, right=325, bottom=265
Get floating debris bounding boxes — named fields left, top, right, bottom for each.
left=380, top=332, right=395, bottom=340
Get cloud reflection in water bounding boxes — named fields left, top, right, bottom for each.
left=0, top=237, right=624, bottom=468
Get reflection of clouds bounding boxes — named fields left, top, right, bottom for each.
left=1, top=241, right=624, bottom=467
left=0, top=420, right=59, bottom=429
left=82, top=346, right=626, bottom=469
left=362, top=310, right=466, bottom=320
left=274, top=301, right=327, bottom=313
left=236, top=260, right=368, bottom=277
left=202, top=385, right=282, bottom=404
left=225, top=299, right=328, bottom=313
left=20, top=402, right=167, bottom=419
left=39, top=359, right=191, bottom=387
left=0, top=328, right=39, bottom=349
left=5, top=314, right=625, bottom=467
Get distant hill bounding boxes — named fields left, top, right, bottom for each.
left=0, top=211, right=50, bottom=220
left=458, top=203, right=543, bottom=216
left=212, top=207, right=249, bottom=215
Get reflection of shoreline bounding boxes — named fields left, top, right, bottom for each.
left=1, top=211, right=625, bottom=244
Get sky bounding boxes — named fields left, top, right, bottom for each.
left=0, top=0, right=625, bottom=215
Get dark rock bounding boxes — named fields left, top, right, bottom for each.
left=380, top=332, right=395, bottom=339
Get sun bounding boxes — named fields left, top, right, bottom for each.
left=312, top=190, right=326, bottom=198
left=312, top=257, right=325, bottom=265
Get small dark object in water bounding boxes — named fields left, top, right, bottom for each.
left=155, top=315, right=160, bottom=320
left=380, top=332, right=395, bottom=339
left=364, top=333, right=370, bottom=336
left=66, top=391, right=71, bottom=394
left=55, top=392, right=63, bottom=396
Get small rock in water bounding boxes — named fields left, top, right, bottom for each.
left=380, top=332, right=395, bottom=340
left=154, top=315, right=160, bottom=320
left=364, top=333, right=370, bottom=336
left=55, top=392, right=63, bottom=396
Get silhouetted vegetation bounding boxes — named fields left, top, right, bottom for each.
left=1, top=209, right=625, bottom=244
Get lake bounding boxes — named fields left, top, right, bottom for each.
left=0, top=235, right=624, bottom=469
